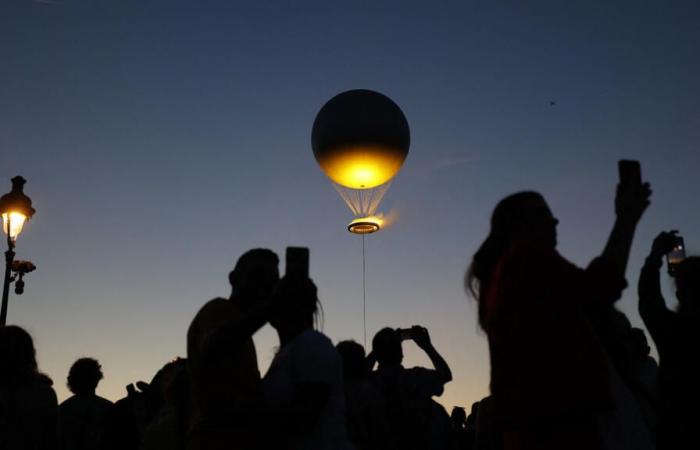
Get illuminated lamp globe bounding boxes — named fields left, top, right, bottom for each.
left=0, top=176, right=35, bottom=242
left=311, top=89, right=410, bottom=189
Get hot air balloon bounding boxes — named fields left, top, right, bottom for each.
left=312, top=89, right=410, bottom=233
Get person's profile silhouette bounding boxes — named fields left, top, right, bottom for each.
left=0, top=325, right=58, bottom=450
left=187, top=248, right=279, bottom=450
left=466, top=176, right=650, bottom=450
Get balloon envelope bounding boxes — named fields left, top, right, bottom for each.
left=312, top=90, right=410, bottom=189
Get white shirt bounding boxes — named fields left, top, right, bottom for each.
left=263, top=329, right=353, bottom=450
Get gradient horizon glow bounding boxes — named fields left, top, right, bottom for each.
left=1, top=1, right=699, bottom=410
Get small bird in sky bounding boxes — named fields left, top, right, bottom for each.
left=549, top=101, right=557, bottom=107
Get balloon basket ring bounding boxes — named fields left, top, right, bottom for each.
left=348, top=217, right=381, bottom=234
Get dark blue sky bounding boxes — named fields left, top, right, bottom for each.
left=2, top=0, right=699, bottom=407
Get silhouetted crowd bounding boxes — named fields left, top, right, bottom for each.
left=1, top=165, right=698, bottom=450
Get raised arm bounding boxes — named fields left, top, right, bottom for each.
left=638, top=231, right=677, bottom=338
left=600, top=181, right=651, bottom=277
left=365, top=349, right=378, bottom=373
left=200, top=297, right=274, bottom=360
left=411, top=326, right=452, bottom=384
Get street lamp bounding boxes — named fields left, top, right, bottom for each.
left=0, top=176, right=36, bottom=326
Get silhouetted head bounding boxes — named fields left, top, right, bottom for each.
left=67, top=357, right=103, bottom=395
left=269, top=276, right=320, bottom=339
left=466, top=192, right=558, bottom=324
left=337, top=340, right=367, bottom=379
left=675, top=256, right=700, bottom=315
left=228, top=249, right=279, bottom=308
left=0, top=325, right=40, bottom=385
left=372, top=327, right=403, bottom=367
left=144, top=357, right=187, bottom=420
left=450, top=406, right=467, bottom=426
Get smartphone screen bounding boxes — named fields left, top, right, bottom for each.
left=666, top=237, right=686, bottom=276
left=285, top=247, right=309, bottom=279
left=618, top=160, right=642, bottom=186
left=397, top=328, right=412, bottom=341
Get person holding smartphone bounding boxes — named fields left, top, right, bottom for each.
left=262, top=249, right=353, bottom=450
left=187, top=248, right=280, bottom=450
left=465, top=162, right=651, bottom=450
left=638, top=231, right=700, bottom=450
left=366, top=326, right=453, bottom=450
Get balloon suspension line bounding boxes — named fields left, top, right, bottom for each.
left=362, top=234, right=367, bottom=349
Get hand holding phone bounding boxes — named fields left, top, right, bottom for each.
left=410, top=325, right=431, bottom=349
left=651, top=230, right=679, bottom=256
left=616, top=160, right=651, bottom=224
left=396, top=328, right=412, bottom=341
left=666, top=236, right=686, bottom=276
left=618, top=160, right=642, bottom=187
left=649, top=230, right=685, bottom=275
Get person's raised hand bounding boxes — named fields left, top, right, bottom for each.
left=650, top=230, right=679, bottom=258
left=615, top=181, right=652, bottom=225
left=411, top=325, right=432, bottom=349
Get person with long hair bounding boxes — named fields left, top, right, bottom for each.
left=263, top=276, right=353, bottom=450
left=0, top=325, right=58, bottom=450
left=466, top=179, right=650, bottom=450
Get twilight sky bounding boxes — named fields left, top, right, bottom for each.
left=1, top=0, right=699, bottom=409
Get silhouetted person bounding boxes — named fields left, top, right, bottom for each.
left=639, top=231, right=700, bottom=450
left=263, top=276, right=352, bottom=450
left=587, top=308, right=655, bottom=449
left=101, top=382, right=148, bottom=450
left=141, top=358, right=189, bottom=450
left=0, top=325, right=58, bottom=450
left=450, top=406, right=467, bottom=430
left=103, top=359, right=187, bottom=450
left=368, top=326, right=453, bottom=450
left=471, top=397, right=500, bottom=450
left=429, top=400, right=457, bottom=450
left=466, top=179, right=650, bottom=450
left=624, top=327, right=658, bottom=439
left=58, top=358, right=113, bottom=450
left=187, top=248, right=279, bottom=450
left=337, top=340, right=394, bottom=450
left=451, top=407, right=471, bottom=450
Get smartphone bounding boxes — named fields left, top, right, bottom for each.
left=666, top=236, right=686, bottom=276
left=285, top=247, right=309, bottom=279
left=618, top=160, right=642, bottom=186
left=396, top=328, right=412, bottom=341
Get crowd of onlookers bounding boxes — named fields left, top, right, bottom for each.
left=1, top=164, right=698, bottom=450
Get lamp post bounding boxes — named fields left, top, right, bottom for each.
left=0, top=176, right=36, bottom=326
